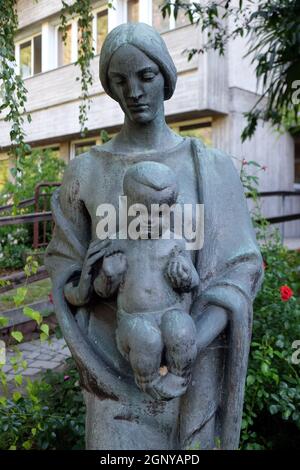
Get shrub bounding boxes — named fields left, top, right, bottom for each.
left=239, top=161, right=300, bottom=449
left=0, top=226, right=30, bottom=270
left=241, top=234, right=300, bottom=449
left=0, top=358, right=85, bottom=450
left=0, top=149, right=65, bottom=270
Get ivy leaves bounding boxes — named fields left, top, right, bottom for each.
left=0, top=0, right=31, bottom=200
left=60, top=0, right=94, bottom=136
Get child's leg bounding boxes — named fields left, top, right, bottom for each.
left=161, top=310, right=197, bottom=380
left=116, top=315, right=163, bottom=391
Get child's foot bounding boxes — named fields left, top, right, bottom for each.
left=146, top=372, right=188, bottom=401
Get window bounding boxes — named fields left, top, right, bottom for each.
left=58, top=24, right=72, bottom=66
left=18, top=34, right=42, bottom=78
left=72, top=140, right=97, bottom=158
left=152, top=0, right=190, bottom=33
left=96, top=10, right=108, bottom=54
left=171, top=119, right=212, bottom=147
left=127, top=0, right=140, bottom=22
left=0, top=156, right=10, bottom=190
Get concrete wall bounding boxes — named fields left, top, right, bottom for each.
left=0, top=22, right=228, bottom=147
left=212, top=87, right=299, bottom=237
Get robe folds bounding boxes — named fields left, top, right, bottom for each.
left=44, top=137, right=263, bottom=450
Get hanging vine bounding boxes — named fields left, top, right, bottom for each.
left=0, top=0, right=95, bottom=198
left=0, top=0, right=31, bottom=205
left=60, top=0, right=94, bottom=136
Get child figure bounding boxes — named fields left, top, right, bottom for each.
left=93, top=161, right=200, bottom=399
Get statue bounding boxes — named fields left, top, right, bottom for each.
left=45, top=22, right=264, bottom=450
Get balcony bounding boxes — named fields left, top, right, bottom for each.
left=0, top=24, right=228, bottom=148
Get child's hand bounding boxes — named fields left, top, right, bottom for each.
left=64, top=239, right=111, bottom=306
left=167, top=256, right=193, bottom=292
left=102, top=252, right=127, bottom=278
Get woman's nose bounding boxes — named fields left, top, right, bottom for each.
left=126, top=79, right=143, bottom=101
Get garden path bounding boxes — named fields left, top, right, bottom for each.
left=2, top=336, right=71, bottom=382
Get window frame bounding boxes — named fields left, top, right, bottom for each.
left=150, top=0, right=191, bottom=32
left=15, top=32, right=42, bottom=79
left=55, top=5, right=108, bottom=68
left=70, top=137, right=100, bottom=160
left=92, top=5, right=109, bottom=56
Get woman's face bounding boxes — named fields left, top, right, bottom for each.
left=107, top=44, right=165, bottom=124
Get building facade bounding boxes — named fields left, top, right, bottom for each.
left=0, top=0, right=299, bottom=237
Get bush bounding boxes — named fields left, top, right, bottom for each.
left=0, top=148, right=65, bottom=206
left=0, top=226, right=30, bottom=270
left=238, top=157, right=300, bottom=449
left=0, top=358, right=85, bottom=450
left=241, top=233, right=300, bottom=449
left=0, top=149, right=65, bottom=270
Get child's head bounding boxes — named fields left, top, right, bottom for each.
left=123, top=161, right=178, bottom=236
left=123, top=161, right=178, bottom=209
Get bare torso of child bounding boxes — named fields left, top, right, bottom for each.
left=117, top=237, right=189, bottom=313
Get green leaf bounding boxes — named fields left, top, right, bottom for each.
left=11, top=331, right=23, bottom=343
left=0, top=396, right=7, bottom=406
left=14, top=374, right=23, bottom=386
left=261, top=362, right=270, bottom=375
left=13, top=287, right=27, bottom=307
left=40, top=324, right=49, bottom=336
left=0, top=316, right=8, bottom=328
left=40, top=332, right=48, bottom=343
left=247, top=375, right=255, bottom=386
left=22, top=440, right=32, bottom=450
left=12, top=391, right=22, bottom=402
left=23, top=306, right=42, bottom=326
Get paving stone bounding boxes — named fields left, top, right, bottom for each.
left=1, top=336, right=72, bottom=381
left=37, top=354, right=53, bottom=361
left=18, top=343, right=38, bottom=352
left=23, top=351, right=40, bottom=360
left=22, top=367, right=41, bottom=376
left=32, top=360, right=60, bottom=370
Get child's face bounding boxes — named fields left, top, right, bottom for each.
left=125, top=182, right=177, bottom=237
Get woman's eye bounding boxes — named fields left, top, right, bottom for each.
left=142, top=73, right=155, bottom=81
left=115, top=77, right=126, bottom=85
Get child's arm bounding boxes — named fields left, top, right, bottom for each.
left=64, top=239, right=111, bottom=306
left=195, top=305, right=228, bottom=351
left=94, top=252, right=127, bottom=298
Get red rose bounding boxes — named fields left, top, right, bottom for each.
left=280, top=285, right=293, bottom=302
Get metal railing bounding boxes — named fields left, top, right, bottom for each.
left=254, top=191, right=300, bottom=239
left=0, top=182, right=60, bottom=249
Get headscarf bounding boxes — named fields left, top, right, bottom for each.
left=99, top=22, right=177, bottom=101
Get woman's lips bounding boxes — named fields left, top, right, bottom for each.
left=128, top=104, right=149, bottom=111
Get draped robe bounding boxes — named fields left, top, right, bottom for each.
left=44, top=137, right=263, bottom=450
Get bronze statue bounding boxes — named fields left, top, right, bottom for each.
left=45, top=22, right=263, bottom=450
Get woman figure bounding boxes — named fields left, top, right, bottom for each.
left=45, top=22, right=263, bottom=450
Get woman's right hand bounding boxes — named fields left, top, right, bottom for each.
left=64, top=238, right=111, bottom=306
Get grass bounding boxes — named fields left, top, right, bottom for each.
left=0, top=278, right=52, bottom=312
